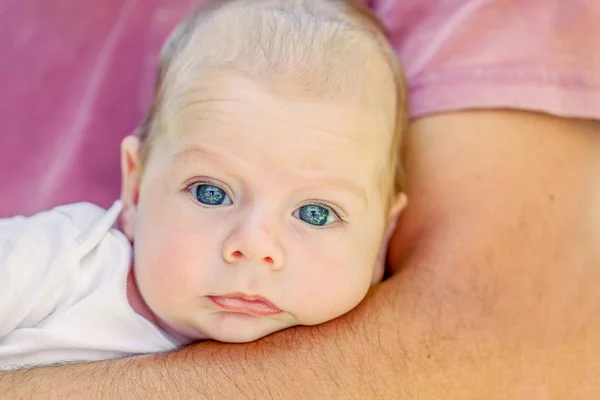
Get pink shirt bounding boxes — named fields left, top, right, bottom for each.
left=0, top=0, right=598, bottom=216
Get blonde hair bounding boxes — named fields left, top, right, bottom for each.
left=139, top=0, right=407, bottom=196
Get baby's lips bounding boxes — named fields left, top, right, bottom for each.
left=207, top=293, right=282, bottom=316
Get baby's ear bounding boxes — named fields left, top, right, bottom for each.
left=119, top=135, right=142, bottom=242
left=371, top=193, right=408, bottom=285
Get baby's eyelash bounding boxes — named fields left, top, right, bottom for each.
left=183, top=178, right=228, bottom=193
left=330, top=208, right=347, bottom=224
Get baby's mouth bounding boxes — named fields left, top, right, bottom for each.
left=207, top=293, right=282, bottom=317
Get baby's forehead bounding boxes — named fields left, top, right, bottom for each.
left=164, top=72, right=393, bottom=178
left=170, top=70, right=394, bottom=145
left=163, top=38, right=399, bottom=147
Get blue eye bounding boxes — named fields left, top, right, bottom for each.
left=192, top=184, right=232, bottom=206
left=294, top=204, right=338, bottom=226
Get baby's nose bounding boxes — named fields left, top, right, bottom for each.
left=222, top=227, right=284, bottom=271
left=226, top=250, right=280, bottom=269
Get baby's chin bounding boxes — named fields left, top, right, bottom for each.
left=200, top=311, right=296, bottom=343
left=163, top=311, right=297, bottom=344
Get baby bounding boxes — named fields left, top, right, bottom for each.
left=0, top=0, right=407, bottom=369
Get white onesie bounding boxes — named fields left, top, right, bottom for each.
left=0, top=201, right=179, bottom=371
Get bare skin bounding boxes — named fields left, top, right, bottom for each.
left=1, top=109, right=599, bottom=399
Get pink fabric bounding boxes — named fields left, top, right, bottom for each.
left=376, top=0, right=600, bottom=119
left=1, top=0, right=599, bottom=217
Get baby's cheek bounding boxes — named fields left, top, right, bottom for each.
left=135, top=231, right=198, bottom=310
left=291, top=257, right=372, bottom=325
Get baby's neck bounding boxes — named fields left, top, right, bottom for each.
left=126, top=267, right=159, bottom=326
left=126, top=266, right=196, bottom=345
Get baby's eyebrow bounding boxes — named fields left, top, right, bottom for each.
left=328, top=179, right=368, bottom=205
left=171, top=145, right=242, bottom=170
left=173, top=146, right=219, bottom=161
left=295, top=173, right=369, bottom=206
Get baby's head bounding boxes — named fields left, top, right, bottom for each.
left=120, top=0, right=407, bottom=343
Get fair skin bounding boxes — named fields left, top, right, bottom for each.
left=1, top=110, right=599, bottom=398
left=120, top=73, right=405, bottom=344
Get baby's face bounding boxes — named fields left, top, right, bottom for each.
left=124, top=73, right=400, bottom=343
